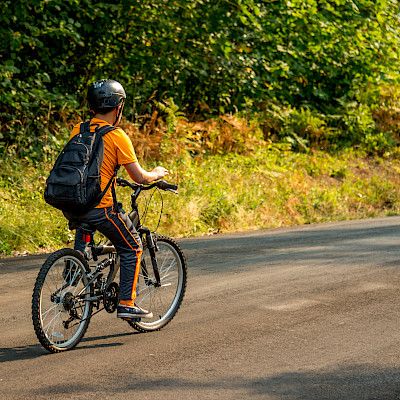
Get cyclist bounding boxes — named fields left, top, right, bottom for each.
left=64, top=79, right=169, bottom=320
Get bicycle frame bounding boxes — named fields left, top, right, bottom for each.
left=33, top=177, right=185, bottom=352
left=72, top=179, right=176, bottom=309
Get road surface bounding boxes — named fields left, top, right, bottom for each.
left=1, top=217, right=400, bottom=399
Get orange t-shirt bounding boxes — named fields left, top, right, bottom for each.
left=70, top=118, right=138, bottom=208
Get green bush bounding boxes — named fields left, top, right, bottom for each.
left=1, top=0, right=400, bottom=159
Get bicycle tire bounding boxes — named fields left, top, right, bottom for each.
left=127, top=235, right=187, bottom=332
left=32, top=248, right=93, bottom=353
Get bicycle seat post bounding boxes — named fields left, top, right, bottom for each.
left=79, top=224, right=97, bottom=262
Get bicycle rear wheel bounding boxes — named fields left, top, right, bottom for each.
left=127, top=235, right=187, bottom=332
left=32, top=248, right=93, bottom=353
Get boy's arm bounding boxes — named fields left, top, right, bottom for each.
left=124, top=162, right=169, bottom=184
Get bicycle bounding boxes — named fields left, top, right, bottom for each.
left=32, top=178, right=187, bottom=353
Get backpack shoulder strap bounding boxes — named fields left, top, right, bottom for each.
left=79, top=121, right=115, bottom=137
left=96, top=125, right=116, bottom=137
left=92, top=124, right=120, bottom=209
left=80, top=121, right=90, bottom=134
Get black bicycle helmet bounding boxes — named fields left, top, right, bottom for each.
left=87, top=79, right=126, bottom=113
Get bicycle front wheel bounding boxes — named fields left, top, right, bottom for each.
left=32, top=248, right=93, bottom=353
left=128, top=235, right=187, bottom=332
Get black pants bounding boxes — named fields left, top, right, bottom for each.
left=65, top=207, right=142, bottom=302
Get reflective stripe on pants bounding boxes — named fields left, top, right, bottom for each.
left=66, top=207, right=143, bottom=302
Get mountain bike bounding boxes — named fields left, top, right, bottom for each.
left=32, top=178, right=187, bottom=353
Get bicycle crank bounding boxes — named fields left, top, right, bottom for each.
left=103, top=282, right=119, bottom=313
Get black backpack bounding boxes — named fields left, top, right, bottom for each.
left=44, top=121, right=118, bottom=214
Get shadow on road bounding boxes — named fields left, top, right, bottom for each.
left=78, top=330, right=140, bottom=349
left=82, top=330, right=140, bottom=342
left=248, top=366, right=400, bottom=400
left=0, top=331, right=140, bottom=362
left=31, top=364, right=400, bottom=399
left=0, top=343, right=47, bottom=362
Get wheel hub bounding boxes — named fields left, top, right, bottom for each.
left=62, top=292, right=75, bottom=311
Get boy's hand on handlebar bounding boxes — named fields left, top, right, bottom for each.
left=152, top=166, right=169, bottom=180
left=124, top=162, right=169, bottom=185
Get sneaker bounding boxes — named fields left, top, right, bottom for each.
left=117, top=304, right=153, bottom=320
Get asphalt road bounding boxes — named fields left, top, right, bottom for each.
left=1, top=217, right=400, bottom=400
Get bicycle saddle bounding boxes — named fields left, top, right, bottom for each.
left=68, top=221, right=93, bottom=232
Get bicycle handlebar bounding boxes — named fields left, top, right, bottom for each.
left=156, top=180, right=178, bottom=192
left=116, top=178, right=178, bottom=193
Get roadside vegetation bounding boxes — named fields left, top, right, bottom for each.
left=2, top=112, right=400, bottom=256
left=1, top=1, right=400, bottom=255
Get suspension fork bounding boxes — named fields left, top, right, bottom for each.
left=139, top=227, right=161, bottom=287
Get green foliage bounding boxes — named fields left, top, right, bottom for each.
left=1, top=0, right=400, bottom=159
left=361, top=131, right=396, bottom=155
left=332, top=101, right=376, bottom=146
left=153, top=98, right=186, bottom=134
left=3, top=0, right=400, bottom=254
left=261, top=105, right=333, bottom=152
left=3, top=149, right=400, bottom=256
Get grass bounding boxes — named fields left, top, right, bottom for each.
left=2, top=145, right=400, bottom=257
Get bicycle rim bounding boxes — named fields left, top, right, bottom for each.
left=32, top=249, right=92, bottom=352
left=130, top=236, right=186, bottom=332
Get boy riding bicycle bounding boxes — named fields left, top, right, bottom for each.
left=64, top=79, right=169, bottom=320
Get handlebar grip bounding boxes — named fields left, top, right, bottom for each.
left=157, top=180, right=178, bottom=191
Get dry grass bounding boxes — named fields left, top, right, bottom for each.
left=3, top=107, right=400, bottom=255
left=119, top=113, right=264, bottom=163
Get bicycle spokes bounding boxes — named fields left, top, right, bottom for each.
left=32, top=250, right=93, bottom=352
left=131, top=237, right=186, bottom=331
